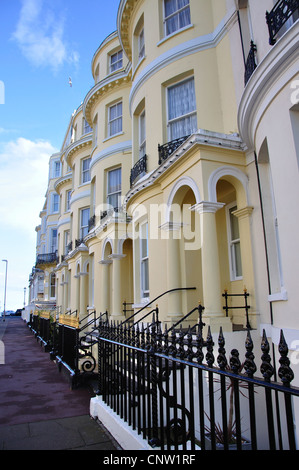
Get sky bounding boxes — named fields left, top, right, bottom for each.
left=0, top=0, right=121, bottom=311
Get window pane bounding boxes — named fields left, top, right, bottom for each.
left=107, top=168, right=121, bottom=209
left=178, top=0, right=189, bottom=8
left=110, top=50, right=123, bottom=72
left=165, top=0, right=176, bottom=17
left=52, top=194, right=59, bottom=212
left=169, top=113, right=197, bottom=140
left=141, top=236, right=148, bottom=259
left=141, top=222, right=149, bottom=297
left=139, top=29, right=145, bottom=58
left=229, top=206, right=239, bottom=240
left=165, top=0, right=190, bottom=35
left=141, top=258, right=149, bottom=294
left=168, top=78, right=196, bottom=120
left=108, top=168, right=121, bottom=193
left=109, top=102, right=122, bottom=136
left=139, top=110, right=146, bottom=157
left=233, top=242, right=242, bottom=278
left=107, top=193, right=119, bottom=209
left=51, top=229, right=57, bottom=252
left=168, top=78, right=197, bottom=140
left=81, top=208, right=89, bottom=226
left=82, top=158, right=91, bottom=183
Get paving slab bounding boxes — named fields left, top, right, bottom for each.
left=0, top=317, right=121, bottom=451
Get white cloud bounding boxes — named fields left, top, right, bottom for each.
left=12, top=0, right=79, bottom=72
left=0, top=137, right=57, bottom=236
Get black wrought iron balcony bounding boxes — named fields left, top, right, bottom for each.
left=36, top=252, right=58, bottom=266
left=158, top=135, right=190, bottom=165
left=67, top=241, right=73, bottom=253
left=88, top=214, right=96, bottom=231
left=75, top=238, right=84, bottom=248
left=244, top=41, right=257, bottom=85
left=130, top=154, right=147, bottom=187
left=266, top=0, right=299, bottom=45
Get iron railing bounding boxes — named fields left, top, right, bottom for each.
left=88, top=214, right=96, bottom=231
left=35, top=252, right=58, bottom=266
left=130, top=154, right=147, bottom=187
left=266, top=0, right=299, bottom=45
left=28, top=310, right=104, bottom=389
left=158, top=135, right=190, bottom=165
left=244, top=41, right=257, bottom=85
left=97, top=320, right=299, bottom=450
left=222, top=288, right=251, bottom=330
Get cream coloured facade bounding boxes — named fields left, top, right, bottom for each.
left=28, top=0, right=299, bottom=448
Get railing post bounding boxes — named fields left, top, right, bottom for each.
left=148, top=324, right=160, bottom=448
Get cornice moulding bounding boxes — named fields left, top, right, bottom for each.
left=54, top=174, right=72, bottom=192
left=70, top=189, right=91, bottom=206
left=90, top=140, right=132, bottom=171
left=64, top=134, right=92, bottom=164
left=83, top=64, right=132, bottom=125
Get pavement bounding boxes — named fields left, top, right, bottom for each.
left=0, top=316, right=121, bottom=451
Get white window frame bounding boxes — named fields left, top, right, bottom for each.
left=64, top=230, right=70, bottom=255
left=139, top=109, right=146, bottom=158
left=52, top=160, right=61, bottom=178
left=66, top=190, right=71, bottom=212
left=81, top=157, right=91, bottom=184
left=138, top=27, right=145, bottom=60
left=93, top=115, right=98, bottom=148
left=166, top=76, right=197, bottom=141
left=108, top=101, right=123, bottom=137
left=140, top=221, right=149, bottom=300
left=226, top=202, right=243, bottom=281
left=50, top=272, right=56, bottom=299
left=51, top=193, right=60, bottom=214
left=50, top=228, right=57, bottom=253
left=107, top=167, right=122, bottom=210
left=80, top=207, right=90, bottom=239
left=164, top=0, right=191, bottom=37
left=110, top=50, right=123, bottom=73
left=83, top=118, right=92, bottom=135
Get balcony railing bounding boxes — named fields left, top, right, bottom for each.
left=244, top=41, right=257, bottom=85
left=75, top=238, right=85, bottom=248
left=36, top=252, right=58, bottom=266
left=130, top=154, right=147, bottom=187
left=266, top=0, right=299, bottom=45
left=88, top=214, right=96, bottom=231
left=158, top=135, right=190, bottom=165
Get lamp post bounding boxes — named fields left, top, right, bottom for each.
left=24, top=287, right=26, bottom=308
left=2, top=260, right=8, bottom=322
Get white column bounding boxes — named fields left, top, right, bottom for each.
left=99, top=260, right=112, bottom=313
left=109, top=254, right=126, bottom=321
left=193, top=201, right=232, bottom=332
left=79, top=272, right=88, bottom=319
left=160, top=222, right=183, bottom=324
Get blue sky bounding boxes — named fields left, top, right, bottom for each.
left=0, top=0, right=121, bottom=311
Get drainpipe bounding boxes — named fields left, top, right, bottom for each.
left=237, top=10, right=246, bottom=66
left=253, top=151, right=273, bottom=326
